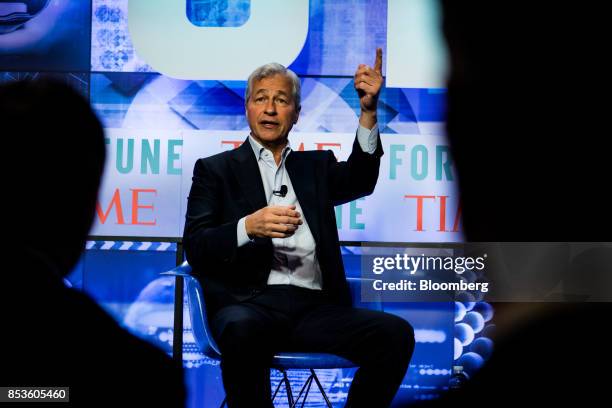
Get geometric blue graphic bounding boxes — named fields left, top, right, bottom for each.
left=90, top=73, right=443, bottom=135
left=187, top=0, right=250, bottom=27
left=0, top=71, right=89, bottom=98
left=91, top=0, right=153, bottom=72
left=289, top=0, right=388, bottom=77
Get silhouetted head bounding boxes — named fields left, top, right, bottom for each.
left=1, top=79, right=105, bottom=275
left=441, top=2, right=605, bottom=241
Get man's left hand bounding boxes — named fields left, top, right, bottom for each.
left=355, top=47, right=383, bottom=129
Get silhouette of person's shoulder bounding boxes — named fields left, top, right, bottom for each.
left=1, top=256, right=185, bottom=406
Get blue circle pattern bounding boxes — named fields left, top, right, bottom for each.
left=453, top=301, right=494, bottom=379
left=456, top=352, right=485, bottom=377
left=464, top=311, right=485, bottom=333
left=472, top=302, right=494, bottom=322
left=454, top=301, right=466, bottom=322
left=470, top=337, right=494, bottom=361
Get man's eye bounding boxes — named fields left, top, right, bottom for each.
left=276, top=99, right=287, bottom=105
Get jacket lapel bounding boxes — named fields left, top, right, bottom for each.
left=229, top=138, right=267, bottom=212
left=286, top=152, right=321, bottom=243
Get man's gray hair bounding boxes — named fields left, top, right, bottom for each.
left=245, top=63, right=301, bottom=109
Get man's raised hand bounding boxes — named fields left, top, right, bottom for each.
left=355, top=47, right=383, bottom=129
left=245, top=205, right=303, bottom=239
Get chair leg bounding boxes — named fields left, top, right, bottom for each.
left=271, top=371, right=287, bottom=402
left=272, top=368, right=295, bottom=407
left=282, top=369, right=295, bottom=407
left=299, top=376, right=314, bottom=408
left=291, top=374, right=314, bottom=408
left=218, top=369, right=332, bottom=408
left=310, top=369, right=333, bottom=408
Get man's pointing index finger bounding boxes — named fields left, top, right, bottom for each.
left=374, top=47, right=383, bottom=74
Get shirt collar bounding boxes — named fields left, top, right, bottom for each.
left=247, top=134, right=292, bottom=162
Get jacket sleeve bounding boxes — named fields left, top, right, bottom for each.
left=327, top=132, right=384, bottom=206
left=183, top=158, right=238, bottom=271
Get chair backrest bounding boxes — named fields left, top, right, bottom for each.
left=169, top=262, right=221, bottom=358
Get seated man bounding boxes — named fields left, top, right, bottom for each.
left=0, top=79, right=185, bottom=406
left=184, top=49, right=415, bottom=408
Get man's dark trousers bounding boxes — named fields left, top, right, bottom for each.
left=211, top=284, right=415, bottom=408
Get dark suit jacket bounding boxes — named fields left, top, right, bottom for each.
left=183, top=134, right=383, bottom=315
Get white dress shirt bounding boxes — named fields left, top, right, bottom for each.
left=237, top=124, right=379, bottom=290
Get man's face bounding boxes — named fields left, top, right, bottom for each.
left=246, top=74, right=300, bottom=146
